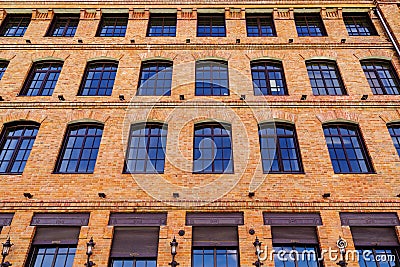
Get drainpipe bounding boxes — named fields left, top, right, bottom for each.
left=375, top=7, right=400, bottom=57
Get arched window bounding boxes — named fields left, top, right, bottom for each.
left=124, top=123, right=167, bottom=174
left=323, top=123, right=374, bottom=173
left=361, top=60, right=400, bottom=95
left=387, top=123, right=400, bottom=157
left=0, top=122, right=39, bottom=174
left=193, top=122, right=233, bottom=174
left=55, top=123, right=103, bottom=173
left=259, top=122, right=303, bottom=173
left=306, top=60, right=346, bottom=95
left=195, top=60, right=229, bottom=96
left=251, top=60, right=287, bottom=95
left=137, top=61, right=173, bottom=96
left=78, top=61, right=118, bottom=96
left=20, top=61, right=63, bottom=96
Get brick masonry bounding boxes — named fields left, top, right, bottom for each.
left=0, top=0, right=398, bottom=266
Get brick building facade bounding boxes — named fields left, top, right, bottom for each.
left=0, top=0, right=399, bottom=266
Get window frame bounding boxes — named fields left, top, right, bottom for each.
left=356, top=247, right=400, bottom=267
left=0, top=61, right=9, bottom=80
left=19, top=61, right=63, bottom=96
left=0, top=14, right=31, bottom=37
left=26, top=245, right=77, bottom=267
left=123, top=122, right=168, bottom=174
left=195, top=60, right=230, bottom=96
left=147, top=14, right=177, bottom=37
left=193, top=122, right=234, bottom=174
left=197, top=13, right=226, bottom=37
left=251, top=60, right=288, bottom=96
left=306, top=60, right=347, bottom=96
left=343, top=13, right=378, bottom=36
left=258, top=122, right=304, bottom=174
left=361, top=59, right=400, bottom=95
left=78, top=60, right=118, bottom=96
left=246, top=14, right=276, bottom=37
left=192, top=247, right=239, bottom=267
left=387, top=123, right=400, bottom=157
left=96, top=14, right=128, bottom=37
left=272, top=244, right=323, bottom=267
left=294, top=13, right=327, bottom=37
left=46, top=14, right=80, bottom=37
left=323, top=123, right=374, bottom=174
left=0, top=122, right=40, bottom=175
left=137, top=60, right=173, bottom=96
left=54, top=123, right=104, bottom=174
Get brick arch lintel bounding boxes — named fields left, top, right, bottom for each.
left=379, top=110, right=400, bottom=124
left=0, top=110, right=48, bottom=125
left=253, top=110, right=297, bottom=124
left=65, top=110, right=110, bottom=125
left=316, top=110, right=360, bottom=124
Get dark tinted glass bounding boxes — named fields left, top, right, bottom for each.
left=273, top=245, right=322, bottom=267
left=361, top=60, right=400, bottom=95
left=251, top=61, right=287, bottom=95
left=357, top=248, right=400, bottom=267
left=137, top=61, right=173, bottom=96
left=20, top=61, right=63, bottom=96
left=55, top=124, right=103, bottom=173
left=0, top=14, right=31, bottom=37
left=195, top=60, right=229, bottom=96
left=98, top=15, right=128, bottom=37
left=147, top=14, right=176, bottom=37
left=0, top=123, right=39, bottom=174
left=343, top=13, right=377, bottom=36
left=295, top=14, right=327, bottom=37
left=323, top=124, right=374, bottom=173
left=79, top=61, right=118, bottom=96
left=306, top=60, right=346, bottom=95
left=246, top=15, right=276, bottom=37
left=48, top=15, right=79, bottom=37
left=259, top=123, right=303, bottom=173
left=124, top=123, right=167, bottom=174
left=197, top=14, right=226, bottom=37
left=193, top=123, right=233, bottom=174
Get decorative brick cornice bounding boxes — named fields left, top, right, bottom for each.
left=31, top=8, right=54, bottom=20
left=225, top=7, right=245, bottom=20
left=321, top=7, right=342, bottom=20
left=129, top=8, right=149, bottom=20
left=80, top=8, right=100, bottom=20
left=177, top=8, right=196, bottom=20
left=273, top=8, right=294, bottom=20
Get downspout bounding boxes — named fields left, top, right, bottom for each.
left=375, top=7, right=400, bottom=57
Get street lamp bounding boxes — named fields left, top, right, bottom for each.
left=169, top=237, right=179, bottom=267
left=85, top=237, right=95, bottom=267
left=1, top=237, right=13, bottom=267
left=252, top=237, right=263, bottom=267
left=336, top=236, right=348, bottom=267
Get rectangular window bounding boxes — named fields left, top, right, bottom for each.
left=246, top=15, right=276, bottom=37
left=295, top=14, right=327, bottom=37
left=197, top=14, right=226, bottom=37
left=0, top=14, right=31, bottom=37
left=26, top=227, right=80, bottom=267
left=97, top=14, right=128, bottom=37
left=343, top=13, right=377, bottom=36
left=47, top=14, right=79, bottom=37
left=147, top=14, right=177, bottom=37
left=192, top=227, right=239, bottom=267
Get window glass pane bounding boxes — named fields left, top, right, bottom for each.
left=195, top=61, right=229, bottom=96
left=21, top=62, right=63, bottom=96
left=98, top=15, right=128, bottom=37
left=0, top=15, right=31, bottom=37
left=295, top=14, right=326, bottom=37
left=306, top=61, right=346, bottom=96
left=361, top=60, right=400, bottom=95
left=79, top=61, right=118, bottom=96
